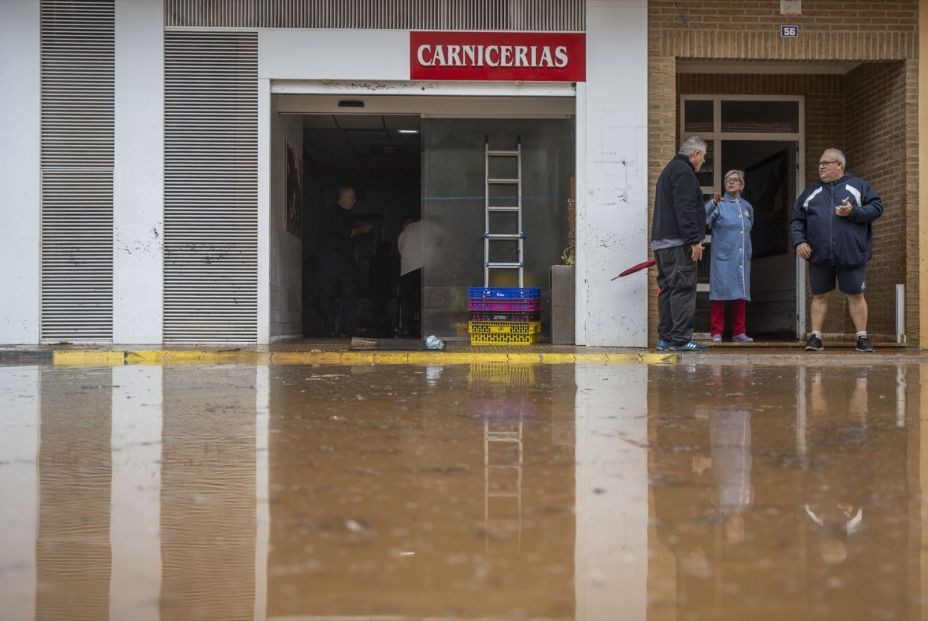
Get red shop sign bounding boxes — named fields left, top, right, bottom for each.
left=410, top=31, right=586, bottom=82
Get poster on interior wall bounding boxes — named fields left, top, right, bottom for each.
left=286, top=139, right=303, bottom=238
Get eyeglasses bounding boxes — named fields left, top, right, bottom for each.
left=818, top=160, right=840, bottom=167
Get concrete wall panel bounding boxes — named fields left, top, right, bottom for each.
left=114, top=0, right=164, bottom=344
left=0, top=1, right=40, bottom=344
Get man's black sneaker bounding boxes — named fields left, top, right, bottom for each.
left=856, top=335, right=875, bottom=352
left=656, top=338, right=671, bottom=351
left=804, top=335, right=824, bottom=351
left=669, top=340, right=708, bottom=352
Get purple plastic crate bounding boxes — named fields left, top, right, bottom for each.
left=469, top=311, right=540, bottom=322
left=468, top=298, right=542, bottom=312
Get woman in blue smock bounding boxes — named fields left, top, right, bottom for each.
left=706, top=169, right=753, bottom=342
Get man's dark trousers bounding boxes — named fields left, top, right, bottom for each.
left=317, top=252, right=358, bottom=336
left=655, top=244, right=697, bottom=344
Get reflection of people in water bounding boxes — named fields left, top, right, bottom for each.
left=804, top=368, right=870, bottom=566
left=651, top=365, right=754, bottom=591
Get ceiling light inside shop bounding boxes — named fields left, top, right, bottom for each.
left=397, top=129, right=419, bottom=134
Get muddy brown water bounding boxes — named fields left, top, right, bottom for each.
left=0, top=362, right=924, bottom=620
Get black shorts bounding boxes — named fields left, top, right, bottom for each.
left=809, top=263, right=867, bottom=295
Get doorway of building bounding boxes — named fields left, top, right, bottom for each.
left=299, top=113, right=421, bottom=338
left=270, top=93, right=577, bottom=342
left=681, top=95, right=803, bottom=339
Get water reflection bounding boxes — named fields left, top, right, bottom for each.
left=647, top=364, right=916, bottom=621
left=0, top=362, right=922, bottom=620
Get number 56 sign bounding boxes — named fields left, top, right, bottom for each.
left=780, top=25, right=800, bottom=38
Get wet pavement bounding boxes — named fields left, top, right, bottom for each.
left=0, top=361, right=924, bottom=620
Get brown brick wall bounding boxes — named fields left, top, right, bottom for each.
left=648, top=0, right=919, bottom=345
left=845, top=62, right=909, bottom=339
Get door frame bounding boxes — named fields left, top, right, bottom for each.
left=679, top=94, right=806, bottom=338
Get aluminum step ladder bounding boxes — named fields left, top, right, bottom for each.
left=484, top=139, right=524, bottom=287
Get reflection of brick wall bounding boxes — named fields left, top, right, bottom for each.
left=647, top=0, right=919, bottom=344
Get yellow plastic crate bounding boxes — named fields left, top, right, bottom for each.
left=469, top=332, right=540, bottom=345
left=468, top=320, right=542, bottom=335
left=468, top=363, right=537, bottom=385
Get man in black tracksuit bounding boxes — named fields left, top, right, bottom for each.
left=651, top=136, right=710, bottom=351
left=791, top=148, right=882, bottom=353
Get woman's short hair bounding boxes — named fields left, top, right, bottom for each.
left=724, top=169, right=745, bottom=185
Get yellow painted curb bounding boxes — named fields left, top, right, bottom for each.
left=53, top=351, right=125, bottom=366
left=53, top=349, right=681, bottom=366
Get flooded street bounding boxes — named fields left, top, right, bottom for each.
left=0, top=361, right=924, bottom=621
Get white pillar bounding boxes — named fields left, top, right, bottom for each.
left=113, top=0, right=165, bottom=344
left=0, top=1, right=41, bottom=344
left=577, top=0, right=649, bottom=346
left=574, top=364, right=649, bottom=621
left=0, top=366, right=40, bottom=619
left=109, top=366, right=163, bottom=621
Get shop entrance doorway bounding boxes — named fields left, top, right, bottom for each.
left=681, top=95, right=803, bottom=340
left=270, top=93, right=576, bottom=342
left=299, top=113, right=421, bottom=338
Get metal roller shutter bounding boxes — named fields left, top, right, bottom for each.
left=40, top=0, right=115, bottom=342
left=163, top=32, right=258, bottom=344
left=164, top=0, right=584, bottom=31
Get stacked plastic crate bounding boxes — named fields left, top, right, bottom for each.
left=467, top=287, right=541, bottom=345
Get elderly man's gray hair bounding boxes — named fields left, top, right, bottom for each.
left=679, top=136, right=708, bottom=156
left=822, top=148, right=846, bottom=167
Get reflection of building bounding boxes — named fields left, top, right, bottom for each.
left=469, top=364, right=535, bottom=552
left=647, top=364, right=915, bottom=621
left=36, top=368, right=113, bottom=621
left=160, top=367, right=257, bottom=620
left=0, top=366, right=260, bottom=621
left=266, top=364, right=575, bottom=619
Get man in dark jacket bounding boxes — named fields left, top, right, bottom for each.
left=651, top=136, right=710, bottom=351
left=316, top=186, right=372, bottom=337
left=791, top=149, right=882, bottom=352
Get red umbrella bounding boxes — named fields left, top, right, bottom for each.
left=611, top=258, right=655, bottom=281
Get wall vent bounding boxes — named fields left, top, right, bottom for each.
left=163, top=32, right=258, bottom=343
left=40, top=0, right=115, bottom=342
left=165, top=0, right=584, bottom=31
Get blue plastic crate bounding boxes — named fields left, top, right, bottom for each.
left=467, top=287, right=541, bottom=299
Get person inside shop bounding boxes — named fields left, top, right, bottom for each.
left=316, top=186, right=372, bottom=337
left=791, top=148, right=883, bottom=352
left=397, top=216, right=422, bottom=337
left=368, top=240, right=399, bottom=337
left=705, top=169, right=754, bottom=343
